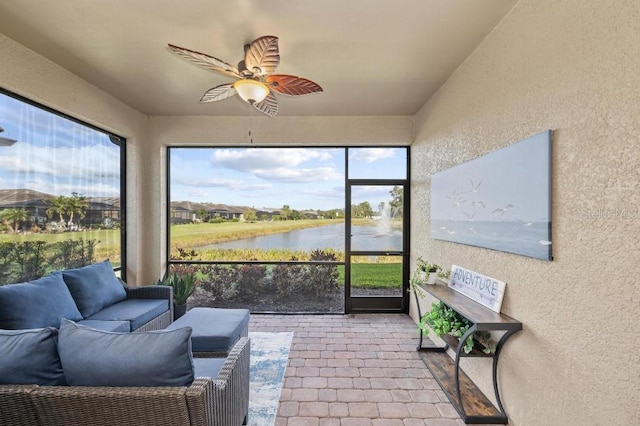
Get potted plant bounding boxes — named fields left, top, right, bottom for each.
left=418, top=301, right=496, bottom=354
left=410, top=256, right=441, bottom=286
left=159, top=270, right=197, bottom=320
left=437, top=269, right=451, bottom=284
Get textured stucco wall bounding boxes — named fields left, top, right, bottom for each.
left=410, top=1, right=640, bottom=425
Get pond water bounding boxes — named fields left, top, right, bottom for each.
left=203, top=223, right=402, bottom=252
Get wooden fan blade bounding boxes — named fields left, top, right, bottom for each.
left=200, top=83, right=237, bottom=103
left=266, top=75, right=323, bottom=96
left=244, top=36, right=280, bottom=77
left=252, top=91, right=278, bottom=117
left=168, top=44, right=241, bottom=78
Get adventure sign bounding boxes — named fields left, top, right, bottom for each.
left=448, top=265, right=506, bottom=313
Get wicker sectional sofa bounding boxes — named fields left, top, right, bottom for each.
left=0, top=260, right=173, bottom=333
left=0, top=336, right=250, bottom=426
left=0, top=261, right=251, bottom=426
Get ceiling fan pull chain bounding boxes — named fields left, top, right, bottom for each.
left=249, top=104, right=255, bottom=144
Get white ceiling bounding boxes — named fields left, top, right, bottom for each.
left=0, top=0, right=517, bottom=117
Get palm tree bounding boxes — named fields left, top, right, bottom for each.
left=0, top=208, right=28, bottom=233
left=281, top=204, right=291, bottom=220
left=196, top=208, right=208, bottom=223
left=389, top=185, right=404, bottom=218
left=244, top=208, right=257, bottom=222
left=47, top=195, right=67, bottom=223
left=65, top=192, right=88, bottom=226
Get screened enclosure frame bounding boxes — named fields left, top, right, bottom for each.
left=0, top=87, right=127, bottom=281
left=165, top=145, right=409, bottom=314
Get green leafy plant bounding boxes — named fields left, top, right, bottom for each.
left=437, top=269, right=451, bottom=280
left=199, top=264, right=239, bottom=301
left=272, top=260, right=306, bottom=296
left=235, top=263, right=268, bottom=297
left=417, top=256, right=441, bottom=274
left=159, top=270, right=197, bottom=305
left=418, top=301, right=495, bottom=354
left=306, top=249, right=340, bottom=298
left=409, top=257, right=441, bottom=290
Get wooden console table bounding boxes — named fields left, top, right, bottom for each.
left=414, top=283, right=522, bottom=424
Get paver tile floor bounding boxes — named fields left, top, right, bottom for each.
left=249, top=314, right=476, bottom=426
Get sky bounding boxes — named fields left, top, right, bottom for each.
left=0, top=92, right=407, bottom=210
left=170, top=147, right=407, bottom=211
left=0, top=93, right=121, bottom=199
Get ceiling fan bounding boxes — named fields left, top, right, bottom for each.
left=168, top=35, right=323, bottom=117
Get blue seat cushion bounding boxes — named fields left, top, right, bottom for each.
left=62, top=260, right=127, bottom=318
left=86, top=299, right=168, bottom=331
left=77, top=319, right=130, bottom=332
left=0, top=272, right=83, bottom=329
left=58, top=319, right=194, bottom=387
left=193, top=357, right=226, bottom=379
left=166, top=308, right=250, bottom=353
left=0, top=328, right=66, bottom=385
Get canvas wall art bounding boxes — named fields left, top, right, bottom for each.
left=431, top=130, right=552, bottom=260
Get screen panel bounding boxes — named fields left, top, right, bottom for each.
left=0, top=89, right=125, bottom=284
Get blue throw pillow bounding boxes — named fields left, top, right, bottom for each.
left=58, top=319, right=194, bottom=387
left=0, top=328, right=66, bottom=385
left=62, top=260, right=127, bottom=317
left=0, top=272, right=83, bottom=329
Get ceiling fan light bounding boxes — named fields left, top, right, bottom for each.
left=233, top=79, right=269, bottom=104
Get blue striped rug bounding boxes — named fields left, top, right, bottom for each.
left=249, top=332, right=293, bottom=426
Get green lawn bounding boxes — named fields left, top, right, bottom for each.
left=0, top=229, right=121, bottom=264
left=338, top=262, right=403, bottom=289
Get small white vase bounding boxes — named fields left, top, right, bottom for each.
left=426, top=272, right=437, bottom=285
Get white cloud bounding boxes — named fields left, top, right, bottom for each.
left=13, top=176, right=119, bottom=198
left=251, top=166, right=343, bottom=183
left=0, top=142, right=120, bottom=197
left=176, top=177, right=241, bottom=188
left=297, top=186, right=345, bottom=201
left=0, top=142, right=119, bottom=179
left=212, top=148, right=333, bottom=171
left=237, top=183, right=272, bottom=192
left=208, top=148, right=343, bottom=184
left=351, top=185, right=392, bottom=204
left=175, top=176, right=273, bottom=192
left=185, top=189, right=207, bottom=198
left=349, top=148, right=396, bottom=163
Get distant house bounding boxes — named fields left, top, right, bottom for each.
left=84, top=200, right=121, bottom=225
left=169, top=201, right=246, bottom=223
left=165, top=202, right=322, bottom=223
left=0, top=189, right=121, bottom=230
left=0, top=198, right=50, bottom=228
left=255, top=208, right=281, bottom=221
left=209, top=206, right=243, bottom=220
left=301, top=210, right=319, bottom=219
left=170, top=205, right=194, bottom=224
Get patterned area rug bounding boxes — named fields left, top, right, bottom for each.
left=249, top=331, right=293, bottom=426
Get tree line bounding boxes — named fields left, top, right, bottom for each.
left=192, top=186, right=403, bottom=223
